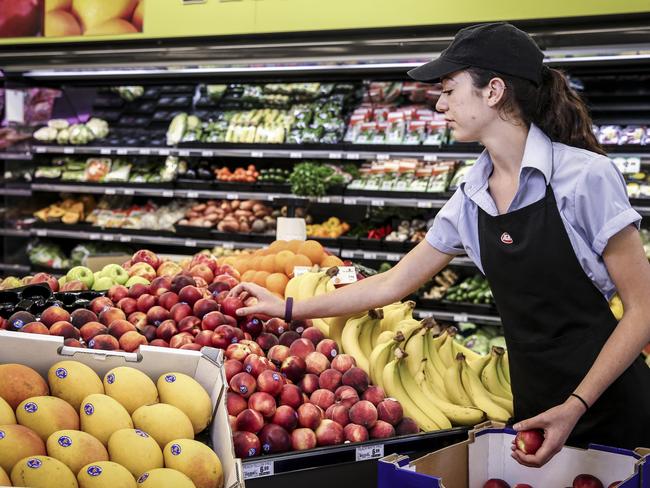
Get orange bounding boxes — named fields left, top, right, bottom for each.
left=266, top=273, right=289, bottom=296
left=297, top=240, right=325, bottom=265
left=241, top=270, right=256, bottom=283
left=249, top=256, right=262, bottom=271
left=232, top=258, right=249, bottom=274
left=285, top=254, right=312, bottom=277
left=222, top=256, right=237, bottom=266
left=268, top=240, right=289, bottom=253
left=253, top=271, right=270, bottom=287
left=273, top=250, right=295, bottom=273
left=321, top=255, right=344, bottom=267
left=260, top=254, right=276, bottom=273
left=287, top=240, right=303, bottom=253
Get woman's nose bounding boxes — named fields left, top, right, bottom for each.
left=436, top=97, right=447, bottom=113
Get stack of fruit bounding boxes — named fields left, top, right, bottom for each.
left=306, top=217, right=350, bottom=239
left=0, top=361, right=222, bottom=488
left=34, top=196, right=97, bottom=226
left=214, top=165, right=259, bottom=183
left=176, top=200, right=275, bottom=234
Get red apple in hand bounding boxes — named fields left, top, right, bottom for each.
left=483, top=480, right=510, bottom=488
left=515, top=429, right=544, bottom=455
left=573, top=475, right=604, bottom=488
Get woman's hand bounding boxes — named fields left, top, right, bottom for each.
left=510, top=398, right=585, bottom=467
left=228, top=282, right=285, bottom=318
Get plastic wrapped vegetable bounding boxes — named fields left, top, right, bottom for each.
left=69, top=124, right=94, bottom=145
left=86, top=118, right=109, bottom=139
left=56, top=128, right=70, bottom=145
left=34, top=126, right=58, bottom=142
left=167, top=113, right=187, bottom=145
left=48, top=119, right=69, bottom=130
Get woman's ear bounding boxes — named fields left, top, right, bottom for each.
left=485, top=77, right=506, bottom=107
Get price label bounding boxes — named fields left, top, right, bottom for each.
left=371, top=199, right=385, bottom=207
left=89, top=233, right=101, bottom=240
left=187, top=191, right=199, bottom=199
left=377, top=153, right=390, bottom=161
left=140, top=149, right=151, bottom=155
left=116, top=148, right=128, bottom=155
left=185, top=239, right=197, bottom=248
left=613, top=157, right=641, bottom=174
left=328, top=152, right=343, bottom=160
left=317, top=196, right=331, bottom=203
left=340, top=250, right=354, bottom=258
left=226, top=194, right=239, bottom=200
left=292, top=266, right=313, bottom=277
left=347, top=153, right=361, bottom=160
left=162, top=190, right=174, bottom=198
left=364, top=252, right=377, bottom=260
left=179, top=150, right=190, bottom=157
left=201, top=150, right=213, bottom=157
left=100, top=148, right=111, bottom=155
left=289, top=152, right=303, bottom=159
left=419, top=311, right=434, bottom=318
left=119, top=235, right=132, bottom=242
left=63, top=147, right=74, bottom=154
left=453, top=313, right=469, bottom=322
left=35, top=146, right=46, bottom=153
left=343, top=198, right=357, bottom=205
left=251, top=151, right=264, bottom=158
left=105, top=188, right=116, bottom=195
left=424, top=154, right=438, bottom=162
left=222, top=242, right=234, bottom=250
left=159, top=149, right=170, bottom=156
left=417, top=201, right=433, bottom=208
left=356, top=444, right=384, bottom=461
left=329, top=266, right=357, bottom=285
left=243, top=460, right=274, bottom=480
left=35, top=229, right=47, bottom=237
left=123, top=188, right=134, bottom=196
left=102, top=234, right=114, bottom=241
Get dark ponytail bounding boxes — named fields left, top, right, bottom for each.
left=467, top=66, right=605, bottom=155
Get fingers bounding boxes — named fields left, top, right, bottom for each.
left=513, top=413, right=547, bottom=432
left=236, top=305, right=263, bottom=317
left=229, top=282, right=261, bottom=297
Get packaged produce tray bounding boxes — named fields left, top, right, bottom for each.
left=243, top=427, right=468, bottom=488
left=0, top=331, right=244, bottom=488
left=0, top=284, right=105, bottom=319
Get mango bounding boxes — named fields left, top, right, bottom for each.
left=131, top=404, right=193, bottom=449
left=136, top=468, right=195, bottom=488
left=108, top=429, right=162, bottom=478
left=46, top=0, right=73, bottom=12
left=72, top=0, right=137, bottom=31
left=78, top=461, right=137, bottom=488
left=11, top=455, right=77, bottom=488
left=0, top=397, right=16, bottom=425
left=0, top=364, right=49, bottom=409
left=48, top=361, right=104, bottom=411
left=103, top=367, right=158, bottom=415
left=17, top=396, right=79, bottom=441
left=0, top=424, right=46, bottom=473
left=80, top=394, right=133, bottom=446
left=157, top=373, right=212, bottom=434
left=0, top=465, right=9, bottom=486
left=45, top=9, right=82, bottom=37
left=46, top=430, right=108, bottom=475
left=163, top=439, right=223, bottom=488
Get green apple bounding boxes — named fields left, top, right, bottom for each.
left=58, top=275, right=67, bottom=288
left=1, top=276, right=22, bottom=290
left=101, top=264, right=129, bottom=285
left=66, top=266, right=94, bottom=289
left=125, top=276, right=150, bottom=288
left=92, top=276, right=114, bottom=291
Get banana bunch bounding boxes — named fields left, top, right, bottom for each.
left=341, top=308, right=385, bottom=373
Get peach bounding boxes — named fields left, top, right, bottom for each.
left=107, top=319, right=136, bottom=339
left=80, top=321, right=107, bottom=342
left=258, top=424, right=291, bottom=454
left=180, top=343, right=203, bottom=351
left=170, top=302, right=193, bottom=324
left=301, top=327, right=325, bottom=346
left=349, top=400, right=377, bottom=429
left=0, top=364, right=49, bottom=409
left=128, top=262, right=156, bottom=282
left=264, top=317, right=288, bottom=336
left=158, top=291, right=179, bottom=311
left=169, top=332, right=194, bottom=348
left=225, top=359, right=244, bottom=382
left=326, top=403, right=350, bottom=427
left=99, top=307, right=126, bottom=326
left=201, top=310, right=227, bottom=331
left=342, top=367, right=369, bottom=393
left=362, top=386, right=386, bottom=406
left=149, top=276, right=172, bottom=297
left=369, top=420, right=395, bottom=439
left=108, top=284, right=129, bottom=303
left=7, top=311, right=35, bottom=331
left=149, top=339, right=169, bottom=347
left=335, top=386, right=360, bottom=408
left=132, top=249, right=161, bottom=270
left=178, top=285, right=203, bottom=307
left=136, top=294, right=156, bottom=313
left=127, top=311, right=147, bottom=332
left=171, top=274, right=196, bottom=294
left=64, top=338, right=84, bottom=348
left=230, top=372, right=256, bottom=398
left=243, top=354, right=275, bottom=378
left=256, top=332, right=278, bottom=351
left=225, top=343, right=252, bottom=361
left=316, top=339, right=339, bottom=360
left=90, top=296, right=113, bottom=315
left=272, top=405, right=298, bottom=432
left=191, top=253, right=219, bottom=274
left=298, top=374, right=320, bottom=395
left=190, top=264, right=214, bottom=283
left=232, top=431, right=261, bottom=458
left=142, top=325, right=157, bottom=342
left=194, top=329, right=214, bottom=346
left=156, top=319, right=178, bottom=341
left=483, top=480, right=511, bottom=488
left=267, top=345, right=290, bottom=367
left=22, top=322, right=49, bottom=334
left=178, top=315, right=201, bottom=335
left=278, top=330, right=300, bottom=347
left=310, top=389, right=335, bottom=411
left=119, top=330, right=147, bottom=352
left=239, top=339, right=262, bottom=356
left=229, top=415, right=237, bottom=433
left=291, top=428, right=317, bottom=451
left=236, top=408, right=264, bottom=433
left=89, top=334, right=119, bottom=350
left=241, top=317, right=264, bottom=337
left=50, top=321, right=80, bottom=340
left=319, top=369, right=343, bottom=392
left=573, top=475, right=604, bottom=488
left=127, top=283, right=149, bottom=299
left=315, top=419, right=344, bottom=447
left=305, top=351, right=330, bottom=375
left=377, top=398, right=403, bottom=426
left=70, top=309, right=98, bottom=329
left=515, top=429, right=544, bottom=455
left=280, top=355, right=306, bottom=382
left=396, top=417, right=419, bottom=435
left=297, top=403, right=323, bottom=430
left=257, top=370, right=285, bottom=397
left=344, top=423, right=369, bottom=443
left=279, top=384, right=302, bottom=409
left=249, top=391, right=277, bottom=418
left=40, top=305, right=70, bottom=328
left=220, top=296, right=244, bottom=318
left=117, top=297, right=138, bottom=315
left=157, top=261, right=183, bottom=277
left=193, top=298, right=219, bottom=319
left=331, top=354, right=356, bottom=373
left=227, top=392, right=248, bottom=417
left=146, top=306, right=170, bottom=326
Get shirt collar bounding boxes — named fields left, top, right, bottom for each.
left=460, top=123, right=553, bottom=198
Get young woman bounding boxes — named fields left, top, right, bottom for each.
left=230, top=22, right=650, bottom=467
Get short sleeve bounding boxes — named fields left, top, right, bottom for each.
left=425, top=188, right=465, bottom=255
left=574, top=157, right=641, bottom=255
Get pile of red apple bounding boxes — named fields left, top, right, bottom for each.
left=225, top=318, right=416, bottom=458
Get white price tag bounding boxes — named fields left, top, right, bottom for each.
left=251, top=151, right=264, bottom=158
left=185, top=239, right=197, bottom=248
left=356, top=444, right=384, bottom=461
left=123, top=188, right=134, bottom=196
left=329, top=266, right=357, bottom=285
left=340, top=250, right=354, bottom=258
left=289, top=152, right=303, bottom=159
left=347, top=153, right=361, bottom=160
left=329, top=152, right=343, bottom=160
left=292, top=266, right=313, bottom=277
left=317, top=196, right=331, bottom=203
left=116, top=148, right=128, bottom=155
left=222, top=242, right=234, bottom=250
left=159, top=149, right=170, bottom=156
left=201, top=150, right=213, bottom=157
left=377, top=153, right=390, bottom=161
left=364, top=252, right=377, bottom=260
left=371, top=199, right=385, bottom=207
left=119, top=235, right=132, bottom=242
left=343, top=197, right=357, bottom=205
left=179, top=150, right=190, bottom=157
left=226, top=194, right=239, bottom=200
left=5, top=89, right=25, bottom=123
left=453, top=313, right=469, bottom=322
left=63, top=147, right=74, bottom=154
left=424, top=154, right=438, bottom=162
left=417, top=201, right=433, bottom=208
left=105, top=188, right=116, bottom=195
left=187, top=191, right=199, bottom=199
left=419, top=311, right=434, bottom=318
left=100, top=148, right=111, bottom=155
left=35, top=146, right=46, bottom=153
left=102, top=234, right=114, bottom=241
left=613, top=157, right=641, bottom=174
left=89, top=233, right=101, bottom=240
left=36, top=229, right=47, bottom=237
left=243, top=460, right=274, bottom=480
left=140, top=148, right=151, bottom=155
left=162, top=190, right=174, bottom=198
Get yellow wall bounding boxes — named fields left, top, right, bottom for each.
left=1, top=0, right=649, bottom=45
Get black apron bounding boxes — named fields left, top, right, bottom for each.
left=478, top=181, right=650, bottom=449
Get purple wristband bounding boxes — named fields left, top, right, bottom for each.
left=284, top=297, right=294, bottom=323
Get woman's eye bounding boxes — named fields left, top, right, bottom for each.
left=442, top=89, right=453, bottom=95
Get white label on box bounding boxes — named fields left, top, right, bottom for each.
left=201, top=150, right=213, bottom=157
left=290, top=152, right=303, bottom=159
left=89, top=233, right=101, bottom=240
left=371, top=199, right=385, bottom=207
left=63, top=147, right=74, bottom=154
left=347, top=153, right=360, bottom=160
left=276, top=217, right=306, bottom=241
left=329, top=266, right=357, bottom=285
left=377, top=153, right=390, bottom=161
left=222, top=242, right=234, bottom=250
left=102, top=234, right=114, bottom=241
left=117, top=148, right=127, bottom=155
left=419, top=311, right=434, bottom=318
left=341, top=250, right=354, bottom=258
left=100, top=148, right=111, bottom=155
left=317, top=196, right=331, bottom=203
left=243, top=460, right=274, bottom=479
left=292, top=266, right=312, bottom=277
left=5, top=89, right=25, bottom=123
left=226, top=194, right=239, bottom=200
left=185, top=239, right=197, bottom=248
left=251, top=151, right=264, bottom=158
left=35, top=146, right=46, bottom=153
left=614, top=157, right=641, bottom=174
left=159, top=149, right=170, bottom=156
left=364, top=252, right=377, bottom=260
left=356, top=444, right=384, bottom=461
left=343, top=197, right=357, bottom=205
left=424, top=154, right=438, bottom=162
left=187, top=191, right=199, bottom=199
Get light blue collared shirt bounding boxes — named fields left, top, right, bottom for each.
left=426, top=123, right=641, bottom=299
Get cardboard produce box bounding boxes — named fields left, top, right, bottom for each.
left=378, top=422, right=648, bottom=488
left=0, top=330, right=244, bottom=488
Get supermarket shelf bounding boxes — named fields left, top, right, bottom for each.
left=414, top=308, right=502, bottom=326
left=0, top=263, right=30, bottom=274
left=2, top=187, right=32, bottom=197
left=0, top=152, right=32, bottom=160
left=0, top=228, right=31, bottom=237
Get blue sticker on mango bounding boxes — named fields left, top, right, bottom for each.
left=106, top=373, right=115, bottom=384
left=0, top=431, right=5, bottom=440
left=135, top=430, right=149, bottom=438
left=170, top=444, right=181, bottom=456
left=58, top=436, right=72, bottom=447
left=84, top=403, right=94, bottom=415
left=87, top=465, right=102, bottom=477
left=164, top=374, right=176, bottom=383
left=24, top=402, right=38, bottom=413
left=27, top=459, right=42, bottom=469
left=137, top=473, right=149, bottom=483
left=55, top=367, right=67, bottom=379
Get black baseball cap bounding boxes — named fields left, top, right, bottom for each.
left=408, top=22, right=544, bottom=85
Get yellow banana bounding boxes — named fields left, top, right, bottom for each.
left=422, top=332, right=451, bottom=401
left=312, top=273, right=331, bottom=297
left=467, top=353, right=491, bottom=375
left=341, top=310, right=381, bottom=373
left=404, top=326, right=426, bottom=376
left=443, top=352, right=474, bottom=407
left=458, top=353, right=511, bottom=422
left=452, top=339, right=482, bottom=362
left=501, top=350, right=511, bottom=384
left=382, top=351, right=441, bottom=431
left=481, top=348, right=513, bottom=401
left=327, top=315, right=351, bottom=347
left=311, top=318, right=330, bottom=337
left=397, top=357, right=451, bottom=429
left=416, top=362, right=486, bottom=426
left=392, top=318, right=422, bottom=344
left=369, top=331, right=404, bottom=388
left=284, top=273, right=304, bottom=299
left=375, top=330, right=394, bottom=345
left=296, top=271, right=326, bottom=301
left=438, top=327, right=458, bottom=369
left=359, top=309, right=382, bottom=360
left=380, top=300, right=416, bottom=332
left=370, top=321, right=383, bottom=349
